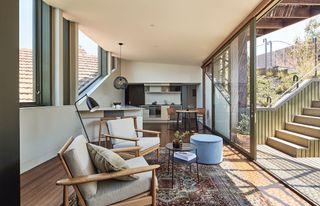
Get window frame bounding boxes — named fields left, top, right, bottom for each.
left=77, top=40, right=109, bottom=95
left=19, top=0, right=52, bottom=107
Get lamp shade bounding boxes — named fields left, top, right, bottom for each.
left=86, top=96, right=99, bottom=112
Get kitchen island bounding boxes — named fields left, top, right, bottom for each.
left=79, top=106, right=144, bottom=141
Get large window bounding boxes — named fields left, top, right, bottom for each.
left=19, top=0, right=51, bottom=105
left=19, top=0, right=35, bottom=102
left=78, top=30, right=100, bottom=92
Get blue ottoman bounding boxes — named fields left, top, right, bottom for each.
left=190, top=134, right=223, bottom=164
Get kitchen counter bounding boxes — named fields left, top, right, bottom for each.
left=79, top=105, right=143, bottom=112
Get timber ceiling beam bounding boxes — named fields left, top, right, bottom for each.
left=263, top=5, right=314, bottom=19
left=256, top=28, right=278, bottom=36
left=280, top=0, right=320, bottom=6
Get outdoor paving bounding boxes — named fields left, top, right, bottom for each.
left=257, top=145, right=320, bottom=205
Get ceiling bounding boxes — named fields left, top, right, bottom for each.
left=45, top=0, right=262, bottom=66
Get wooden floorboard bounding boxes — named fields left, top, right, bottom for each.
left=20, top=123, right=309, bottom=206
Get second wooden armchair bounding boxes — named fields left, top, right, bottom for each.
left=102, top=118, right=161, bottom=158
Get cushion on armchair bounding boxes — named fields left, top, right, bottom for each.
left=63, top=135, right=97, bottom=199
left=113, top=137, right=160, bottom=152
left=107, top=118, right=138, bottom=145
left=85, top=157, right=154, bottom=206
left=87, top=143, right=138, bottom=181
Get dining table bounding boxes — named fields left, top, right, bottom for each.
left=176, top=109, right=198, bottom=132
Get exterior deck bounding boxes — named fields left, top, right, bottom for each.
left=257, top=145, right=320, bottom=205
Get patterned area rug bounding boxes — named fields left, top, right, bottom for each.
left=145, top=149, right=270, bottom=206
left=65, top=149, right=270, bottom=206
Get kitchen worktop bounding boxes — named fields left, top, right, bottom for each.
left=79, top=105, right=143, bottom=112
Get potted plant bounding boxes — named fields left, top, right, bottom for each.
left=173, top=130, right=190, bottom=148
left=235, top=113, right=250, bottom=145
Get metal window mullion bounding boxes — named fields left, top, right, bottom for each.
left=35, top=0, right=42, bottom=105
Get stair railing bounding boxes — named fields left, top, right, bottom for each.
left=205, top=70, right=231, bottom=105
left=267, top=63, right=320, bottom=108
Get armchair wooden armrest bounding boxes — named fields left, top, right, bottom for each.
left=135, top=129, right=161, bottom=135
left=56, top=165, right=160, bottom=186
left=110, top=146, right=142, bottom=153
left=104, top=133, right=139, bottom=142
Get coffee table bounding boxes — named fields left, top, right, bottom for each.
left=165, top=143, right=199, bottom=188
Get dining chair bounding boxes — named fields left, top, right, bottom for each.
left=167, top=107, right=177, bottom=131
left=196, top=108, right=206, bottom=132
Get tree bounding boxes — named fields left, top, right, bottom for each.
left=289, top=18, right=320, bottom=75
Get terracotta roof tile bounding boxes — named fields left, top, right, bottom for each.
left=19, top=48, right=99, bottom=102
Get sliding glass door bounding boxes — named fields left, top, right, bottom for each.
left=212, top=19, right=256, bottom=158
left=213, top=48, right=231, bottom=138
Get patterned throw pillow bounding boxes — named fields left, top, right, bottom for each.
left=87, top=143, right=138, bottom=181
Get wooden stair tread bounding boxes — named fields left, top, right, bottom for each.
left=303, top=107, right=320, bottom=117
left=311, top=100, right=320, bottom=108
left=276, top=129, right=318, bottom=141
left=286, top=122, right=320, bottom=130
left=268, top=137, right=307, bottom=149
left=295, top=114, right=320, bottom=120
left=294, top=115, right=320, bottom=127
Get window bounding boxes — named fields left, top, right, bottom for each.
left=78, top=30, right=100, bottom=92
left=19, top=0, right=35, bottom=102
left=111, top=56, right=118, bottom=70
left=19, top=0, right=51, bottom=105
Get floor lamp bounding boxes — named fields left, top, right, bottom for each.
left=74, top=94, right=100, bottom=142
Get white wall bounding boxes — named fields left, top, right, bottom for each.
left=79, top=68, right=125, bottom=109
left=145, top=93, right=181, bottom=105
left=20, top=106, right=81, bottom=173
left=122, top=60, right=202, bottom=84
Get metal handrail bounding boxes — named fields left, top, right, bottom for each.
left=268, top=63, right=320, bottom=107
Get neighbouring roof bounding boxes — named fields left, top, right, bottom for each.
left=19, top=48, right=99, bottom=102
left=78, top=47, right=99, bottom=90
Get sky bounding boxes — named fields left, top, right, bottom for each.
left=19, top=0, right=98, bottom=56
left=256, top=14, right=320, bottom=55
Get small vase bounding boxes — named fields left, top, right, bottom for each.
left=173, top=141, right=180, bottom=148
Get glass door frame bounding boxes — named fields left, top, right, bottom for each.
left=210, top=18, right=257, bottom=160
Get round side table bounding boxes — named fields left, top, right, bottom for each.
left=165, top=143, right=199, bottom=188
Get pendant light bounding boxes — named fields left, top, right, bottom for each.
left=113, top=42, right=128, bottom=90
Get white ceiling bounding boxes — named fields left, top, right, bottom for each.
left=45, top=0, right=262, bottom=66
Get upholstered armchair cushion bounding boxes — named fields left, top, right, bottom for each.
left=63, top=135, right=97, bottom=199
left=85, top=157, right=154, bottom=206
left=113, top=137, right=160, bottom=152
left=107, top=118, right=138, bottom=144
left=87, top=143, right=138, bottom=181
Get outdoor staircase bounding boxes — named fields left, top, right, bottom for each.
left=267, top=100, right=320, bottom=157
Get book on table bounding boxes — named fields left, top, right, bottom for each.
left=174, top=152, right=196, bottom=161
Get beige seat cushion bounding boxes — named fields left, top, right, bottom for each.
left=113, top=137, right=160, bottom=152
left=87, top=143, right=138, bottom=181
left=63, top=135, right=97, bottom=199
left=107, top=118, right=138, bottom=145
left=85, top=156, right=154, bottom=206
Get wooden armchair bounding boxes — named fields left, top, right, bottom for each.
left=56, top=135, right=159, bottom=206
left=105, top=118, right=161, bottom=159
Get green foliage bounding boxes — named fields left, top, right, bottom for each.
left=288, top=18, right=320, bottom=75
left=174, top=131, right=190, bottom=142
left=237, top=113, right=250, bottom=135
left=256, top=73, right=294, bottom=107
